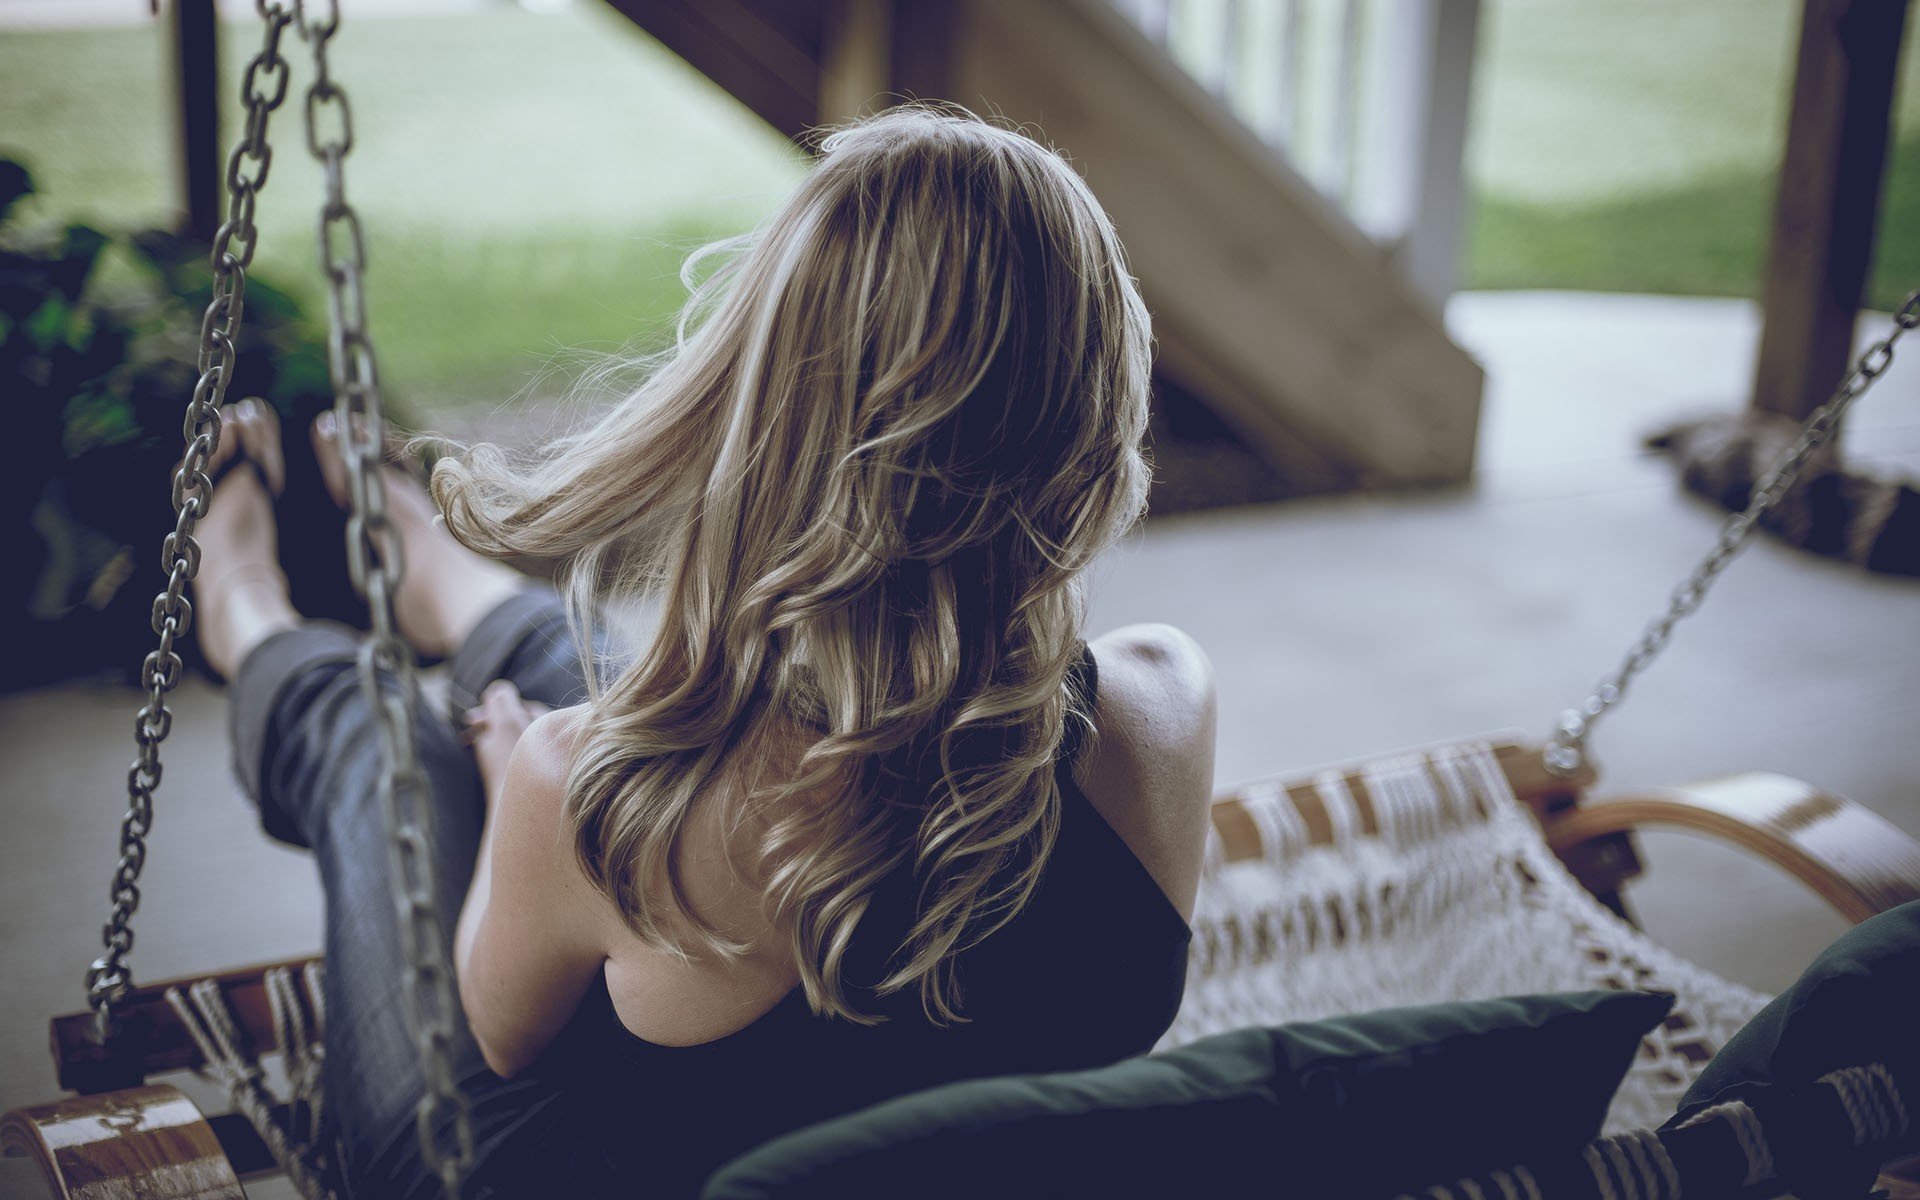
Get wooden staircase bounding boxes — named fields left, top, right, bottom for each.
left=603, top=0, right=1486, bottom=491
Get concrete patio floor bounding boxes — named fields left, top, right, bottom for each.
left=2, top=290, right=1916, bottom=1196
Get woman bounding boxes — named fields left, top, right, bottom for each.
left=194, top=106, right=1216, bottom=1197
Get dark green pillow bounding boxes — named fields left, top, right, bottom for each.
left=1669, top=899, right=1920, bottom=1126
left=701, top=990, right=1674, bottom=1199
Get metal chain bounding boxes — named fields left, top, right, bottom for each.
left=292, top=4, right=474, bottom=1194
left=86, top=0, right=299, bottom=1045
left=1544, top=288, right=1920, bottom=778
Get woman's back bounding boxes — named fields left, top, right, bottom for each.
left=464, top=634, right=1209, bottom=1197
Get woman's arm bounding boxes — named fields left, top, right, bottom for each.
left=453, top=693, right=609, bottom=1078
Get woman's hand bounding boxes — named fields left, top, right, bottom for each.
left=463, top=680, right=551, bottom=808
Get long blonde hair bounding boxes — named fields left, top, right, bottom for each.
left=433, top=105, right=1153, bottom=1024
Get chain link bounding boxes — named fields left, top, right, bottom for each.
left=1544, top=289, right=1920, bottom=777
left=292, top=5, right=473, bottom=1194
left=86, top=1, right=298, bottom=1045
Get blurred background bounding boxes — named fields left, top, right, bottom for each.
left=2, top=0, right=1916, bottom=684
left=0, top=2, right=1917, bottom=1192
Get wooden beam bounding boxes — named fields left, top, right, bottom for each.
left=169, top=0, right=220, bottom=242
left=1751, top=0, right=1910, bottom=420
left=1150, top=310, right=1363, bottom=491
left=600, top=0, right=824, bottom=143
left=950, top=0, right=1485, bottom=486
left=887, top=0, right=961, bottom=105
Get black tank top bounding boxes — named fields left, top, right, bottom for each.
left=468, top=643, right=1194, bottom=1197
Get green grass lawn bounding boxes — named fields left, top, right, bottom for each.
left=1, top=0, right=1914, bottom=415
left=1467, top=0, right=1920, bottom=307
left=0, top=4, right=807, bottom=417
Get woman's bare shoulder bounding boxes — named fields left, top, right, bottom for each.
left=494, top=703, right=615, bottom=928
left=1087, top=624, right=1215, bottom=741
left=1077, top=624, right=1218, bottom=919
left=505, top=703, right=591, bottom=808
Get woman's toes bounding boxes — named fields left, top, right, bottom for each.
left=234, top=399, right=287, bottom=496
left=311, top=411, right=353, bottom=508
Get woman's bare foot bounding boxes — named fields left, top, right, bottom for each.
left=193, top=400, right=300, bottom=680
left=310, top=412, right=524, bottom=660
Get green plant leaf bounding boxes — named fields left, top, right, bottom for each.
left=63, top=388, right=141, bottom=455
left=0, top=159, right=33, bottom=226
left=35, top=222, right=109, bottom=304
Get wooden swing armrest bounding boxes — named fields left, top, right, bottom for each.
left=1543, top=773, right=1920, bottom=925
left=1207, top=738, right=1590, bottom=863
left=1, top=1083, right=243, bottom=1199
left=49, top=955, right=322, bottom=1095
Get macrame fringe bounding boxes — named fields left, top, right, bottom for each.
left=166, top=964, right=338, bottom=1200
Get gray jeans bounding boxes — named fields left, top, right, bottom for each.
left=230, top=586, right=611, bottom=1197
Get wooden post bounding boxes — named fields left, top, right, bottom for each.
left=1355, top=0, right=1481, bottom=311
left=818, top=0, right=959, bottom=126
left=820, top=0, right=890, bottom=125
left=1750, top=0, right=1909, bottom=420
left=169, top=0, right=221, bottom=242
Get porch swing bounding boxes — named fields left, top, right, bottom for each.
left=5, top=2, right=1920, bottom=1198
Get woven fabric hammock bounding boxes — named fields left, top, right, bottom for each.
left=1164, top=739, right=1768, bottom=1135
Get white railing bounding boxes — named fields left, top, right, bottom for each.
left=1110, top=0, right=1480, bottom=309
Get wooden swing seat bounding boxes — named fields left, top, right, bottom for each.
left=9, top=736, right=1920, bottom=1198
